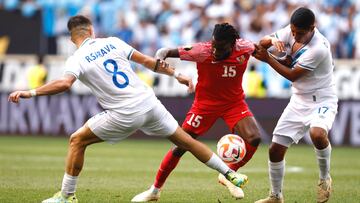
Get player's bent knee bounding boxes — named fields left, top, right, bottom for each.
left=250, top=136, right=261, bottom=146
left=172, top=146, right=188, bottom=157
left=268, top=143, right=287, bottom=162
left=69, top=132, right=89, bottom=149
left=310, top=127, right=327, bottom=139
left=168, top=130, right=193, bottom=152
left=311, top=134, right=326, bottom=143
left=310, top=128, right=329, bottom=143
left=243, top=132, right=261, bottom=146
left=69, top=134, right=82, bottom=148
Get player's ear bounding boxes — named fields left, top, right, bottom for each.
left=70, top=34, right=75, bottom=44
left=310, top=25, right=315, bottom=32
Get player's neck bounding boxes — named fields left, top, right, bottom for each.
left=75, top=36, right=92, bottom=48
left=292, top=30, right=315, bottom=53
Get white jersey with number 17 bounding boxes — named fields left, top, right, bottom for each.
left=64, top=37, right=157, bottom=116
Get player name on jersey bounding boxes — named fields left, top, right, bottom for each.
left=85, top=43, right=116, bottom=63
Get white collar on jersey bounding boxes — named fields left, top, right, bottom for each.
left=79, top=38, right=92, bottom=48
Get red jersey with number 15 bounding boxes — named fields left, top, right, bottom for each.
left=178, top=39, right=255, bottom=107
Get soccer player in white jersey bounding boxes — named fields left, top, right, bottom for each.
left=252, top=7, right=338, bottom=203
left=8, top=15, right=248, bottom=203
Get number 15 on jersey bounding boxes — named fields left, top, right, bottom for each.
left=222, top=65, right=236, bottom=77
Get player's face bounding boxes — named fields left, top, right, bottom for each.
left=211, top=38, right=233, bottom=61
left=290, top=24, right=314, bottom=44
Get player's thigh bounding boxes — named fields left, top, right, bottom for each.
left=310, top=96, right=338, bottom=133
left=222, top=100, right=253, bottom=131
left=140, top=102, right=179, bottom=137
left=273, top=104, right=308, bottom=145
left=233, top=116, right=260, bottom=140
left=221, top=101, right=257, bottom=135
left=181, top=107, right=219, bottom=135
left=168, top=127, right=211, bottom=162
left=87, top=110, right=141, bottom=143
left=70, top=122, right=103, bottom=146
left=167, top=127, right=196, bottom=151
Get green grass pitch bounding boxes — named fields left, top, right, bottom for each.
left=0, top=135, right=359, bottom=203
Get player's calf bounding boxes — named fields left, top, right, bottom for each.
left=227, top=139, right=259, bottom=170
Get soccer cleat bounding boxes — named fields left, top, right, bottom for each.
left=131, top=185, right=161, bottom=202
left=255, top=193, right=284, bottom=203
left=218, top=173, right=244, bottom=199
left=317, top=176, right=332, bottom=203
left=224, top=171, right=248, bottom=188
left=42, top=191, right=78, bottom=203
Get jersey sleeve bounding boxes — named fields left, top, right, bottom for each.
left=273, top=25, right=291, bottom=43
left=64, top=56, right=81, bottom=78
left=178, top=42, right=210, bottom=62
left=110, top=37, right=135, bottom=60
left=296, top=47, right=327, bottom=71
left=236, top=39, right=255, bottom=55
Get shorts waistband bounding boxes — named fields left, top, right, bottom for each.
left=292, top=92, right=337, bottom=103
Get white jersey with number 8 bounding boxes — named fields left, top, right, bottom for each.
left=64, top=37, right=157, bottom=116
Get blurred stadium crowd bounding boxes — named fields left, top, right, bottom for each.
left=0, top=0, right=359, bottom=59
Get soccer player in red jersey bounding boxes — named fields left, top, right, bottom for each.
left=132, top=23, right=261, bottom=202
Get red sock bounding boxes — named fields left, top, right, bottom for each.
left=227, top=141, right=258, bottom=171
left=153, top=149, right=181, bottom=189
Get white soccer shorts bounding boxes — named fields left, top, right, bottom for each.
left=273, top=92, right=338, bottom=146
left=87, top=102, right=178, bottom=143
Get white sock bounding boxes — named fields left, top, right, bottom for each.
left=269, top=160, right=285, bottom=197
left=315, top=144, right=331, bottom=179
left=205, top=153, right=230, bottom=175
left=150, top=185, right=161, bottom=194
left=61, top=173, right=78, bottom=196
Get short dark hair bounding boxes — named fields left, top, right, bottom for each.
left=212, top=23, right=240, bottom=45
left=67, top=15, right=92, bottom=32
left=290, top=7, right=315, bottom=30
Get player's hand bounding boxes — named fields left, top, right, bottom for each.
left=155, top=48, right=170, bottom=60
left=253, top=44, right=270, bottom=62
left=175, top=74, right=195, bottom=93
left=278, top=55, right=294, bottom=67
left=155, top=59, right=172, bottom=74
left=8, top=90, right=32, bottom=103
left=271, top=38, right=286, bottom=52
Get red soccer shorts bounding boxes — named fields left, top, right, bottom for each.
left=181, top=100, right=253, bottom=136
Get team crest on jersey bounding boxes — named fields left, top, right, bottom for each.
left=183, top=45, right=193, bottom=51
left=236, top=55, right=246, bottom=64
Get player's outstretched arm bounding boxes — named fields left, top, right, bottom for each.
left=130, top=50, right=194, bottom=93
left=8, top=74, right=76, bottom=103
left=131, top=50, right=172, bottom=74
left=155, top=48, right=179, bottom=60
